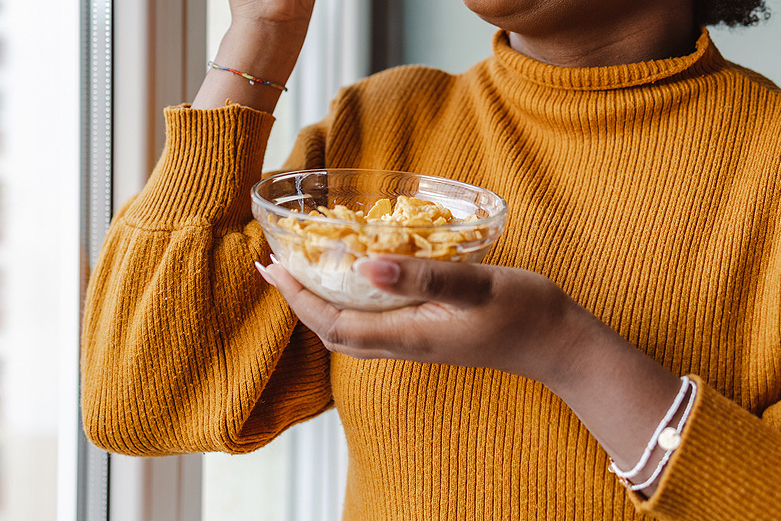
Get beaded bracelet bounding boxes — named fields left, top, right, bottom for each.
left=207, top=61, right=288, bottom=92
left=610, top=376, right=692, bottom=480
left=628, top=380, right=697, bottom=491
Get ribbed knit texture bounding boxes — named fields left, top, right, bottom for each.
left=82, top=29, right=781, bottom=519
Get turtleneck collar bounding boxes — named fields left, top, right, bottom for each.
left=491, top=27, right=723, bottom=91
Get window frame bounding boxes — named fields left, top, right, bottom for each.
left=79, top=0, right=207, bottom=519
left=78, top=0, right=113, bottom=518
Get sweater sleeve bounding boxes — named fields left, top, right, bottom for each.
left=636, top=148, right=781, bottom=520
left=633, top=378, right=781, bottom=520
left=80, top=103, right=333, bottom=456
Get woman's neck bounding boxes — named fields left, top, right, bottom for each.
left=475, top=1, right=699, bottom=68
left=508, top=21, right=699, bottom=68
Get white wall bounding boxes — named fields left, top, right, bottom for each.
left=402, top=0, right=495, bottom=73
left=710, top=0, right=781, bottom=84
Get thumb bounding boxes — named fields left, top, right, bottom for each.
left=354, top=255, right=495, bottom=308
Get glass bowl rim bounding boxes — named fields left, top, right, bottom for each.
left=251, top=168, right=508, bottom=231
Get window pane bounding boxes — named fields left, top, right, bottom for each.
left=0, top=1, right=80, bottom=520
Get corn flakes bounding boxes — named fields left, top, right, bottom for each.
left=274, top=196, right=481, bottom=263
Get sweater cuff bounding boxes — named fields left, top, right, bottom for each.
left=123, top=103, right=275, bottom=232
left=634, top=374, right=781, bottom=521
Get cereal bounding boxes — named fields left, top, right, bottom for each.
left=265, top=196, right=492, bottom=310
left=274, top=196, right=481, bottom=263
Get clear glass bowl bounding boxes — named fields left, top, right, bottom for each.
left=251, top=169, right=507, bottom=311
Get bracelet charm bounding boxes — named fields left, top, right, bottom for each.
left=657, top=427, right=682, bottom=451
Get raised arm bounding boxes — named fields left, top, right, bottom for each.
left=192, top=0, right=314, bottom=112
left=80, top=0, right=333, bottom=456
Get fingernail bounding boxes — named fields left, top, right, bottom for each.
left=270, top=253, right=280, bottom=265
left=354, top=257, right=400, bottom=284
left=254, top=261, right=277, bottom=287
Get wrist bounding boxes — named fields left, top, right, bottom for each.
left=537, top=296, right=612, bottom=392
left=192, top=20, right=308, bottom=112
left=226, top=17, right=310, bottom=48
left=218, top=20, right=307, bottom=79
left=229, top=2, right=315, bottom=32
left=620, top=378, right=697, bottom=497
left=542, top=302, right=683, bottom=472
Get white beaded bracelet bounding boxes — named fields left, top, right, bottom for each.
left=610, top=376, right=692, bottom=480
left=628, top=380, right=697, bottom=491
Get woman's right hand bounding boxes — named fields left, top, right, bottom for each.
left=191, top=0, right=316, bottom=112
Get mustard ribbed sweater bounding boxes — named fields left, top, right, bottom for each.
left=81, top=30, right=781, bottom=520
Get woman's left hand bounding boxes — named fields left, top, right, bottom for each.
left=260, top=255, right=592, bottom=385
left=260, top=254, right=687, bottom=489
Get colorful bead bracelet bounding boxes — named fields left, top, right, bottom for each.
left=207, top=61, right=288, bottom=92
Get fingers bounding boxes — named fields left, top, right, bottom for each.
left=354, top=256, right=496, bottom=308
left=257, top=260, right=454, bottom=358
left=262, top=262, right=343, bottom=340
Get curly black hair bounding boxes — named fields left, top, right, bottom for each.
left=695, top=0, right=771, bottom=26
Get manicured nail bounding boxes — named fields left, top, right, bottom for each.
left=270, top=253, right=280, bottom=265
left=354, top=257, right=400, bottom=284
left=254, top=261, right=277, bottom=287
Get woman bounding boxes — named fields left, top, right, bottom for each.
left=81, top=0, right=781, bottom=519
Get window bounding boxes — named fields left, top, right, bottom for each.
left=0, top=1, right=80, bottom=520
